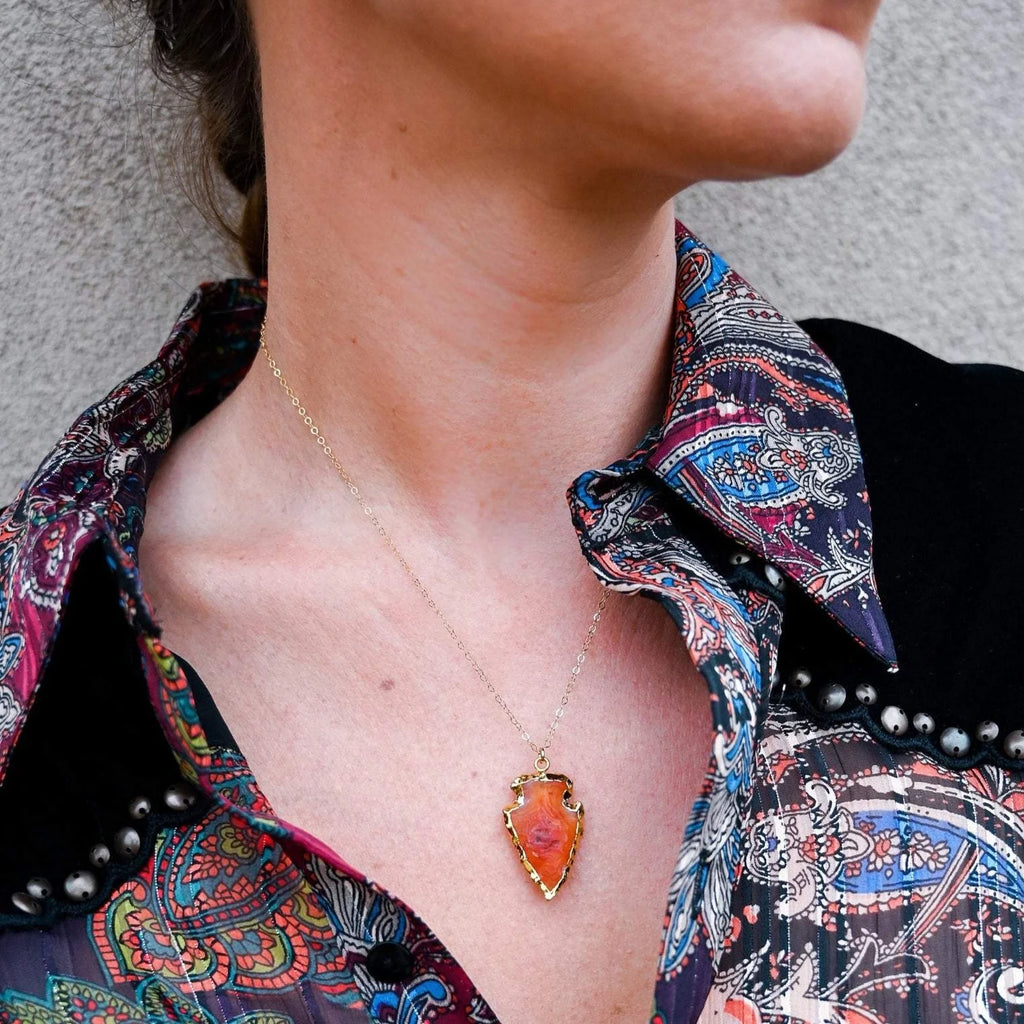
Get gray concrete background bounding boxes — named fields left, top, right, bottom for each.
left=2, top=1, right=1022, bottom=497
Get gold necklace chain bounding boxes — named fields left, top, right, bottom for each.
left=258, top=317, right=608, bottom=771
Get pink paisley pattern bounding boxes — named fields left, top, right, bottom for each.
left=646, top=233, right=893, bottom=664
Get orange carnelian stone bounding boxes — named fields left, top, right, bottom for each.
left=505, top=776, right=582, bottom=895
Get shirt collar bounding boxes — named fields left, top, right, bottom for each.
left=644, top=223, right=895, bottom=665
left=0, top=221, right=895, bottom=780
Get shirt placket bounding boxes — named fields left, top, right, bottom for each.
left=567, top=460, right=783, bottom=1024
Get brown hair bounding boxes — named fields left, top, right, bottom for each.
left=118, top=0, right=267, bottom=277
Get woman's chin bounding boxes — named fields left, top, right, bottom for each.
left=665, top=32, right=870, bottom=183
left=743, top=99, right=867, bottom=180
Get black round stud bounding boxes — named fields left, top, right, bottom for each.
left=11, top=892, right=41, bottom=915
left=855, top=683, right=877, bottom=706
left=365, top=941, right=417, bottom=984
left=939, top=727, right=970, bottom=758
left=817, top=683, right=847, bottom=712
left=789, top=668, right=813, bottom=690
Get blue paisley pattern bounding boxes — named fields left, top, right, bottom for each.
left=702, top=708, right=1024, bottom=1023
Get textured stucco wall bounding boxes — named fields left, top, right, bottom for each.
left=2, top=1, right=1022, bottom=497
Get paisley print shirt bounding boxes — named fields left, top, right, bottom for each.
left=0, top=220, right=1020, bottom=1024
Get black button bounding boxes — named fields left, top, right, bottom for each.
left=365, top=941, right=417, bottom=983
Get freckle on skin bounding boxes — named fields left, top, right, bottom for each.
left=380, top=678, right=395, bottom=692
left=350, top=336, right=358, bottom=345
left=390, top=166, right=398, bottom=180
left=397, top=121, right=408, bottom=132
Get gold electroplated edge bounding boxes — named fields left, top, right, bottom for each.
left=502, top=771, right=584, bottom=900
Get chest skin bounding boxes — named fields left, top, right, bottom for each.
left=138, top=531, right=713, bottom=1024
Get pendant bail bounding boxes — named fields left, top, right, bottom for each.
left=534, top=752, right=550, bottom=774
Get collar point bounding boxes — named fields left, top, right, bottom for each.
left=98, top=530, right=160, bottom=636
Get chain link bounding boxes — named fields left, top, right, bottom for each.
left=259, top=317, right=608, bottom=759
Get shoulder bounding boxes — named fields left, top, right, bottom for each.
left=799, top=316, right=1024, bottom=558
left=800, top=316, right=1024, bottom=434
left=788, top=318, right=1024, bottom=766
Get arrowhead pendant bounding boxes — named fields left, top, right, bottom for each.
left=502, top=767, right=583, bottom=899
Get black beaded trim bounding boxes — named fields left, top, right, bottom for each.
left=710, top=529, right=1024, bottom=774
left=722, top=534, right=1024, bottom=772
left=0, top=782, right=212, bottom=933
left=772, top=673, right=1024, bottom=773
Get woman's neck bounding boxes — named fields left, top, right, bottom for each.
left=212, top=1, right=684, bottom=556
left=261, top=200, right=677, bottom=506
